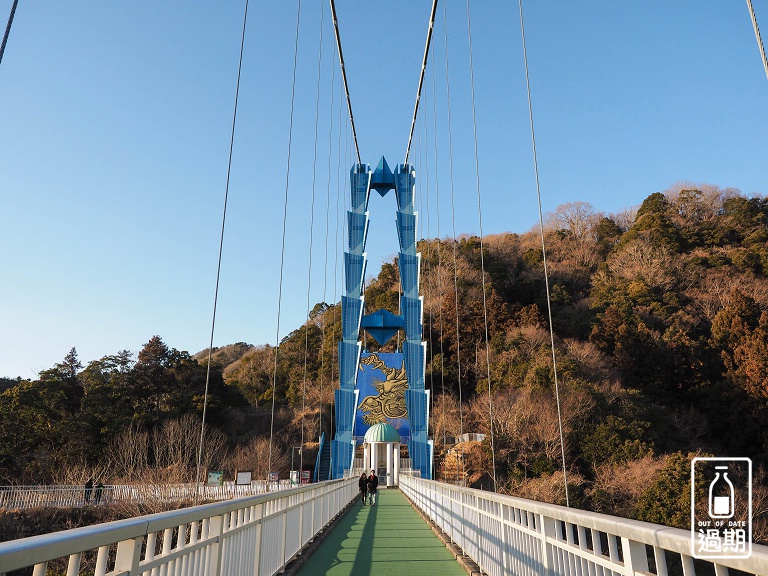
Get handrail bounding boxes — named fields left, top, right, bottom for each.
left=0, top=481, right=292, bottom=510
left=400, top=475, right=768, bottom=576
left=0, top=477, right=357, bottom=576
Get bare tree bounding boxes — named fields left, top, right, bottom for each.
left=546, top=202, right=598, bottom=244
left=51, top=457, right=113, bottom=486
left=512, top=470, right=586, bottom=505
left=108, top=424, right=149, bottom=482
left=607, top=237, right=679, bottom=291
left=152, top=414, right=229, bottom=483
left=430, top=393, right=463, bottom=449
left=587, top=454, right=665, bottom=516
left=609, top=208, right=637, bottom=231
left=225, top=437, right=289, bottom=480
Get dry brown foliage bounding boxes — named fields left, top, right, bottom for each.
left=510, top=470, right=586, bottom=507
left=224, top=436, right=289, bottom=480
left=587, top=454, right=665, bottom=517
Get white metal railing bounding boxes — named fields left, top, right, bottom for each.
left=0, top=478, right=357, bottom=576
left=400, top=475, right=768, bottom=576
left=0, top=482, right=292, bottom=510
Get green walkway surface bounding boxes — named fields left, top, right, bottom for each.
left=296, top=489, right=467, bottom=576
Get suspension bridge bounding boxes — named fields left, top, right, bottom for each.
left=2, top=0, right=768, bottom=574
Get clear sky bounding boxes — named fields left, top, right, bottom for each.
left=1, top=1, right=766, bottom=379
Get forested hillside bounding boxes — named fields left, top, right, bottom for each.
left=2, top=183, right=767, bottom=535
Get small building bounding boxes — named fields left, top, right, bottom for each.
left=362, top=422, right=401, bottom=487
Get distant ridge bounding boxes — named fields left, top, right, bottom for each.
left=193, top=342, right=254, bottom=373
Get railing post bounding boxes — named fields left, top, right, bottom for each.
left=252, top=503, right=263, bottom=574
left=206, top=515, right=224, bottom=576
left=66, top=552, right=82, bottom=576
left=620, top=537, right=649, bottom=576
left=539, top=514, right=557, bottom=576
left=298, top=491, right=305, bottom=549
left=94, top=545, right=109, bottom=576
left=499, top=503, right=509, bottom=575
left=280, top=507, right=288, bottom=571
left=114, top=537, right=142, bottom=575
left=653, top=546, right=669, bottom=576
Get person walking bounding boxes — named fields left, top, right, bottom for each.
left=358, top=472, right=368, bottom=505
left=366, top=469, right=378, bottom=506
left=95, top=481, right=104, bottom=504
left=84, top=478, right=93, bottom=504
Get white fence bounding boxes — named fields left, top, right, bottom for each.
left=400, top=475, right=768, bottom=576
left=0, top=478, right=357, bottom=576
left=0, top=482, right=292, bottom=510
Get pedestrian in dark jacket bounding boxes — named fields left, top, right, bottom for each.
left=358, top=472, right=368, bottom=504
left=84, top=478, right=93, bottom=504
left=366, top=470, right=379, bottom=506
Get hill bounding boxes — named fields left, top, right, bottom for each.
left=2, top=182, right=767, bottom=537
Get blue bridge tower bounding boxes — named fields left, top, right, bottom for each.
left=330, top=157, right=432, bottom=480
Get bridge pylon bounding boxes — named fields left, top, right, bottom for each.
left=329, top=157, right=432, bottom=480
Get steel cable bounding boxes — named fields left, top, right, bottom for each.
left=518, top=0, right=570, bottom=506
left=0, top=0, right=18, bottom=66
left=404, top=0, right=439, bottom=164
left=329, top=0, right=361, bottom=163
left=746, top=0, right=768, bottom=80
left=269, top=0, right=303, bottom=477
left=194, top=0, right=250, bottom=505
left=300, top=0, right=328, bottom=474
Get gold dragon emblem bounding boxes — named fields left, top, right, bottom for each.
left=357, top=353, right=409, bottom=426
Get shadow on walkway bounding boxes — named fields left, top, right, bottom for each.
left=295, top=489, right=466, bottom=576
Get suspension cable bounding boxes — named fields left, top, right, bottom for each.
left=464, top=0, right=497, bottom=493
left=404, top=0, right=439, bottom=164
left=329, top=84, right=349, bottom=449
left=432, top=37, right=448, bottom=456
left=0, top=0, right=18, bottom=66
left=319, top=33, right=338, bottom=444
left=300, top=0, right=327, bottom=474
left=442, top=2, right=464, bottom=446
left=194, top=0, right=250, bottom=506
left=269, top=0, right=303, bottom=478
left=329, top=0, right=361, bottom=163
left=746, top=0, right=768, bottom=80
left=518, top=0, right=570, bottom=507
left=420, top=64, right=436, bottom=448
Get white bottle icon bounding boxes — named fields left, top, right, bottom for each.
left=709, top=465, right=734, bottom=519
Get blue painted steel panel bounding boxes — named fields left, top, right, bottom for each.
left=350, top=164, right=371, bottom=212
left=338, top=341, right=362, bottom=390
left=335, top=388, right=357, bottom=434
left=403, top=341, right=426, bottom=391
left=341, top=295, right=364, bottom=342
left=347, top=211, right=369, bottom=254
left=344, top=252, right=366, bottom=297
left=396, top=211, right=417, bottom=253
left=405, top=389, right=428, bottom=431
left=395, top=164, right=415, bottom=211
left=371, top=156, right=396, bottom=196
left=360, top=309, right=404, bottom=346
left=398, top=252, right=421, bottom=298
left=330, top=438, right=354, bottom=479
left=400, top=295, right=423, bottom=340
left=408, top=438, right=431, bottom=479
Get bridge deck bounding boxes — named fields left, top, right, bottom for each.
left=296, top=489, right=466, bottom=576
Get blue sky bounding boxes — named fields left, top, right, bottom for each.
left=1, top=1, right=766, bottom=379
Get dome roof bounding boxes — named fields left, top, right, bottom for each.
left=364, top=422, right=401, bottom=443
